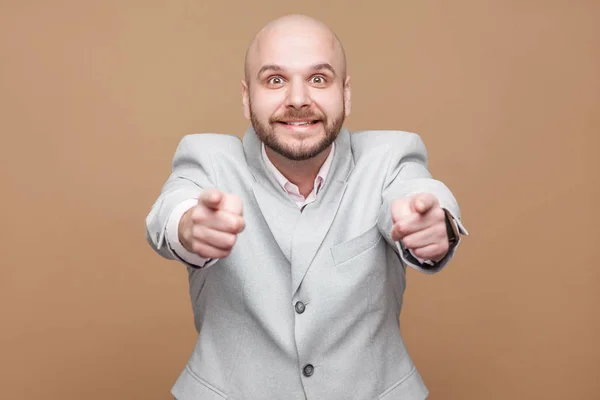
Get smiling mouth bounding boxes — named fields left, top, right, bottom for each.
left=277, top=120, right=321, bottom=126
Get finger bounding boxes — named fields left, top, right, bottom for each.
left=191, top=206, right=245, bottom=233
left=191, top=240, right=233, bottom=259
left=400, top=223, right=447, bottom=250
left=221, top=194, right=244, bottom=216
left=391, top=217, right=417, bottom=241
left=392, top=204, right=446, bottom=241
left=391, top=211, right=431, bottom=241
left=391, top=199, right=413, bottom=224
left=199, top=211, right=245, bottom=234
left=193, top=225, right=238, bottom=251
left=410, top=241, right=450, bottom=262
left=411, top=193, right=438, bottom=215
left=198, top=189, right=224, bottom=210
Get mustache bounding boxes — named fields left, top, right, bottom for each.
left=270, top=109, right=325, bottom=123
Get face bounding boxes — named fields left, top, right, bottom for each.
left=242, top=28, right=351, bottom=161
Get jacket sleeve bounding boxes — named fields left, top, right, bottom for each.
left=145, top=134, right=219, bottom=261
left=376, top=132, right=468, bottom=274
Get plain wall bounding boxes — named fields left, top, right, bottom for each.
left=1, top=1, right=599, bottom=399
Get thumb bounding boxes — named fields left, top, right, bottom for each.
left=410, top=193, right=437, bottom=215
left=198, top=189, right=224, bottom=210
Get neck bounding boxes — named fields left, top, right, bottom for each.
left=265, top=145, right=332, bottom=198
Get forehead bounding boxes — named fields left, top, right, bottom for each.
left=251, top=28, right=342, bottom=76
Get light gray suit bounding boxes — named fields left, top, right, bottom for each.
left=145, top=127, right=467, bottom=400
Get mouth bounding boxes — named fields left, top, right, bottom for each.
left=279, top=120, right=321, bottom=126
left=276, top=120, right=321, bottom=127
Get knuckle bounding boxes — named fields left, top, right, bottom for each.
left=220, top=250, right=231, bottom=258
left=433, top=207, right=445, bottom=220
left=192, top=225, right=206, bottom=240
left=440, top=241, right=449, bottom=253
left=414, top=247, right=429, bottom=259
left=229, top=217, right=240, bottom=232
left=191, top=207, right=207, bottom=223
left=412, top=248, right=424, bottom=258
left=437, top=223, right=447, bottom=237
left=232, top=195, right=244, bottom=215
left=431, top=244, right=446, bottom=259
left=214, top=213, right=228, bottom=228
left=191, top=241, right=204, bottom=255
left=396, top=221, right=410, bottom=236
left=225, top=234, right=237, bottom=249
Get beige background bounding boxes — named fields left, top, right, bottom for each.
left=1, top=1, right=599, bottom=399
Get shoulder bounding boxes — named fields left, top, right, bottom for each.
left=178, top=133, right=242, bottom=151
left=349, top=129, right=427, bottom=160
left=174, top=133, right=245, bottom=159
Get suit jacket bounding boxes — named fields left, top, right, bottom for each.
left=145, top=127, right=467, bottom=400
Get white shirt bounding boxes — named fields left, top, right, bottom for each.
left=261, top=142, right=335, bottom=209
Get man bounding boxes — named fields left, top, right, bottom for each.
left=146, top=14, right=467, bottom=400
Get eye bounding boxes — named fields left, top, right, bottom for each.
left=267, top=76, right=285, bottom=86
left=310, top=75, right=327, bottom=85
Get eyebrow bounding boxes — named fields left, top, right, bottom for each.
left=257, top=63, right=337, bottom=78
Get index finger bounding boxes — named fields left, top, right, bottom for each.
left=411, top=193, right=438, bottom=214
left=198, top=189, right=223, bottom=211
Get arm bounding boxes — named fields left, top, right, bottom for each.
left=145, top=134, right=217, bottom=265
left=376, top=132, right=468, bottom=274
left=164, top=199, right=214, bottom=268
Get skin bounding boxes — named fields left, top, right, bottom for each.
left=179, top=15, right=450, bottom=263
left=242, top=14, right=351, bottom=197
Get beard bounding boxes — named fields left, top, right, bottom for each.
left=250, top=103, right=345, bottom=161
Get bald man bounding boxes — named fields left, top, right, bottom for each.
left=146, top=14, right=468, bottom=400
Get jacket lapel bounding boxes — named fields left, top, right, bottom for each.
left=242, top=127, right=355, bottom=294
left=243, top=128, right=300, bottom=263
left=251, top=185, right=300, bottom=263
left=289, top=128, right=354, bottom=296
left=290, top=180, right=348, bottom=296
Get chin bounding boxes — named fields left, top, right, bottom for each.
left=278, top=136, right=333, bottom=161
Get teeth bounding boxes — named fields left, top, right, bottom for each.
left=287, top=122, right=310, bottom=125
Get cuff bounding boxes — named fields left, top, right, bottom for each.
left=165, top=199, right=211, bottom=268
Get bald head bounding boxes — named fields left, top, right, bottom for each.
left=240, top=14, right=351, bottom=162
left=244, top=14, right=347, bottom=83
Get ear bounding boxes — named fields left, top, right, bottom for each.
left=241, top=80, right=250, bottom=120
left=343, top=76, right=351, bottom=117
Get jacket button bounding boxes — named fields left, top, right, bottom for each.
left=303, top=364, right=314, bottom=377
left=295, top=301, right=306, bottom=314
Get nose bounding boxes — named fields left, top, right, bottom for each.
left=285, top=79, right=311, bottom=109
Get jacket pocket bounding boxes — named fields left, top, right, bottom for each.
left=172, top=365, right=228, bottom=399
left=378, top=367, right=429, bottom=399
left=331, top=225, right=382, bottom=265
